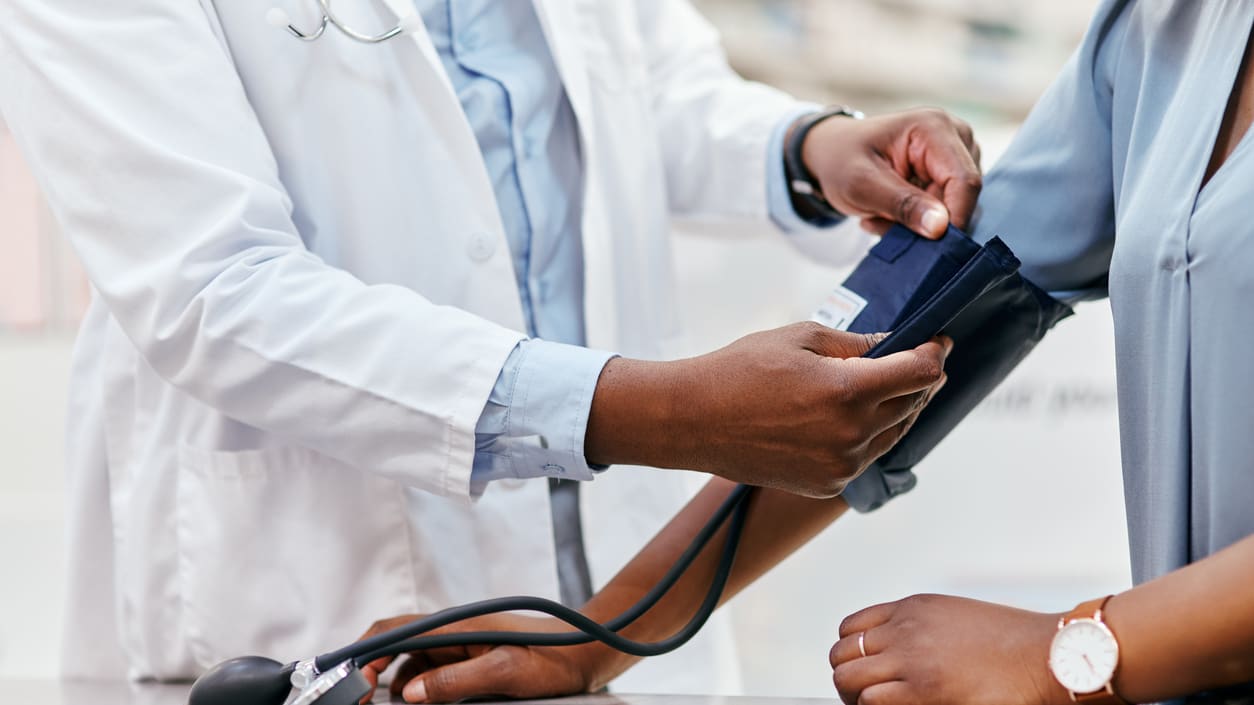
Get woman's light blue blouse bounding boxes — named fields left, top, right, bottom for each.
left=969, top=0, right=1254, bottom=585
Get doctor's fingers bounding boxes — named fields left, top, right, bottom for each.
left=862, top=180, right=946, bottom=235
left=833, top=339, right=951, bottom=401
left=871, top=366, right=946, bottom=433
left=837, top=160, right=954, bottom=240
left=864, top=375, right=941, bottom=464
left=905, top=111, right=983, bottom=231
left=854, top=115, right=981, bottom=235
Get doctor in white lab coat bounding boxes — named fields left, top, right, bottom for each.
left=0, top=0, right=979, bottom=692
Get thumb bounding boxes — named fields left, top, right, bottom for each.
left=402, top=650, right=514, bottom=704
left=802, top=325, right=887, bottom=360
left=853, top=167, right=950, bottom=239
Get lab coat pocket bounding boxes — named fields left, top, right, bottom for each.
left=175, top=444, right=417, bottom=668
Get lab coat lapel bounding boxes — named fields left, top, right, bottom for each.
left=531, top=0, right=621, bottom=353
left=531, top=0, right=593, bottom=135
left=372, top=0, right=507, bottom=237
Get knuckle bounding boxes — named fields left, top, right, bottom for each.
left=838, top=614, right=859, bottom=638
left=920, top=107, right=949, bottom=126
left=818, top=476, right=848, bottom=498
left=912, top=354, right=945, bottom=384
left=827, top=381, right=857, bottom=408
left=827, top=422, right=861, bottom=451
left=831, top=663, right=851, bottom=690
left=832, top=670, right=860, bottom=705
left=901, top=593, right=934, bottom=612
left=425, top=672, right=454, bottom=701
left=857, top=332, right=882, bottom=353
left=895, top=190, right=922, bottom=224
left=799, top=320, right=833, bottom=344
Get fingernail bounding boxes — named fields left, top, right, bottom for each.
left=405, top=680, right=427, bottom=703
left=921, top=207, right=948, bottom=236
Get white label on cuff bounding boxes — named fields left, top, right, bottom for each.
left=811, top=285, right=868, bottom=331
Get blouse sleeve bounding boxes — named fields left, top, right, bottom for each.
left=969, top=0, right=1134, bottom=302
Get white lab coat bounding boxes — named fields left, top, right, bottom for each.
left=0, top=0, right=818, bottom=690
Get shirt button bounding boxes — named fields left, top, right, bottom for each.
left=466, top=232, right=497, bottom=263
left=543, top=463, right=567, bottom=475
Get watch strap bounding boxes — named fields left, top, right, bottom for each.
left=1060, top=596, right=1128, bottom=705
left=1062, top=596, right=1113, bottom=626
left=783, top=106, right=863, bottom=223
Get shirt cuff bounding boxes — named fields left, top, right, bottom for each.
left=766, top=103, right=844, bottom=235
left=471, top=339, right=617, bottom=496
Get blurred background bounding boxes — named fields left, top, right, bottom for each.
left=0, top=0, right=1120, bottom=697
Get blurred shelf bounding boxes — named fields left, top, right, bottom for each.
left=694, top=0, right=1099, bottom=118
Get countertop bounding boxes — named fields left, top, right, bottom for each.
left=0, top=681, right=832, bottom=705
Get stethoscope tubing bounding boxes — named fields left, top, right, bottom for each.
left=279, top=0, right=410, bottom=44
left=314, top=484, right=755, bottom=671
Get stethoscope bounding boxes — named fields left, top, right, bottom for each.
left=187, top=485, right=756, bottom=705
left=265, top=1, right=420, bottom=44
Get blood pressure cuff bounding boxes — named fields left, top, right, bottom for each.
left=836, top=224, right=1074, bottom=512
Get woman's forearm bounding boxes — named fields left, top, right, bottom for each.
left=1107, top=532, right=1254, bottom=701
left=574, top=476, right=850, bottom=689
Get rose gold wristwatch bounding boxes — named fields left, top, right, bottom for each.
left=1048, top=596, right=1128, bottom=704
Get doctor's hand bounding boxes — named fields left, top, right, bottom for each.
left=585, top=322, right=950, bottom=498
left=356, top=613, right=599, bottom=704
left=798, top=108, right=982, bottom=237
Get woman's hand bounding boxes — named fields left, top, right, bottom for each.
left=829, top=594, right=1068, bottom=705
left=355, top=613, right=608, bottom=704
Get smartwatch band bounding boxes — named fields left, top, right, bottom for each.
left=783, top=105, right=864, bottom=223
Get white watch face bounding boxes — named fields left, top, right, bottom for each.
left=1049, top=619, right=1119, bottom=693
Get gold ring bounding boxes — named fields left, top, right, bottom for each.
left=858, top=631, right=867, bottom=658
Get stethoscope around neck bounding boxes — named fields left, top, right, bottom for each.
left=265, top=0, right=421, bottom=44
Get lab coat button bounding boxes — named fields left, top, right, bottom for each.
left=467, top=232, right=497, bottom=263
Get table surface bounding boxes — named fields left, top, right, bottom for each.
left=0, top=681, right=830, bottom=705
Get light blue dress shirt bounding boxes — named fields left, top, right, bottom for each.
left=414, top=0, right=823, bottom=492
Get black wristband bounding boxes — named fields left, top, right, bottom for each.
left=783, top=106, right=864, bottom=224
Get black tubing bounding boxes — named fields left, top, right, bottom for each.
left=313, top=484, right=754, bottom=671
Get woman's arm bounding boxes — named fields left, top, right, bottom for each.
left=358, top=476, right=867, bottom=703
left=830, top=533, right=1254, bottom=705
left=575, top=477, right=855, bottom=689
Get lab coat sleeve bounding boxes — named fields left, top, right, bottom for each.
left=633, top=0, right=810, bottom=225
left=968, top=0, right=1133, bottom=301
left=471, top=341, right=617, bottom=497
left=0, top=0, right=524, bottom=500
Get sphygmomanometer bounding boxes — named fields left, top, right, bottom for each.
left=188, top=224, right=1072, bottom=705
